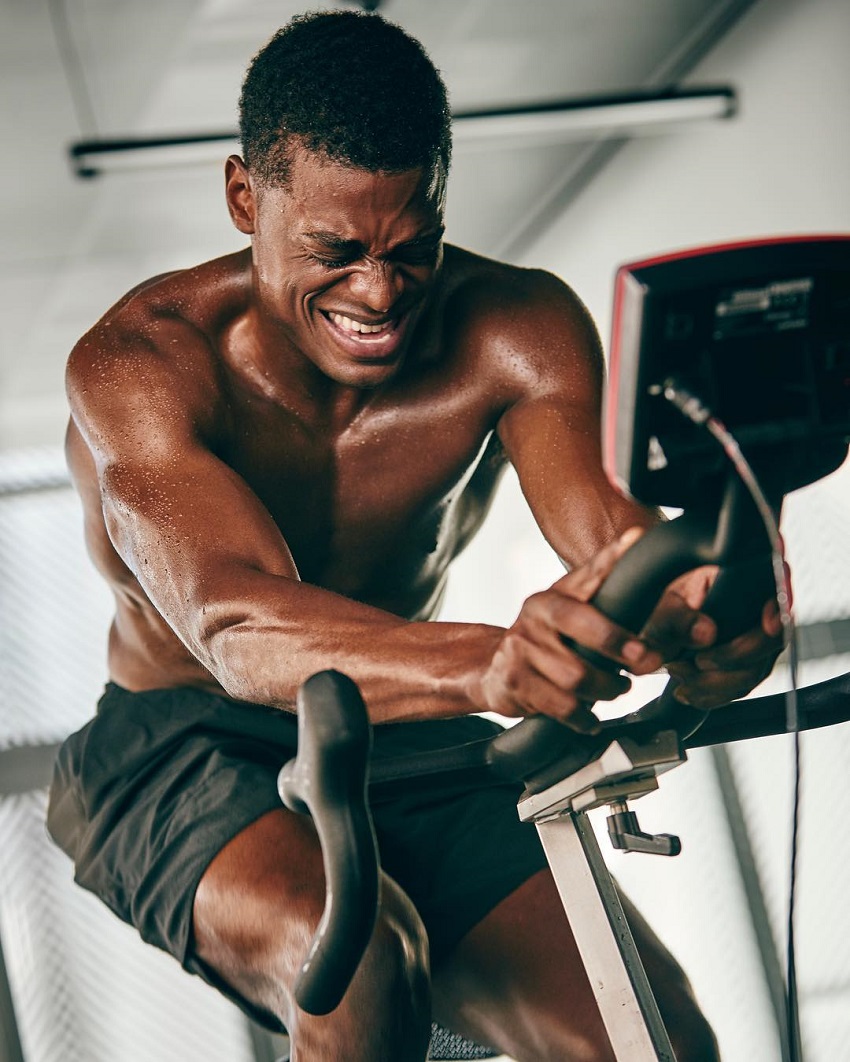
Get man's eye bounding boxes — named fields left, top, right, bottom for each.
left=312, top=255, right=352, bottom=270
left=394, top=244, right=441, bottom=265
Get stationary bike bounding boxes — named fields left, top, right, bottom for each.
left=278, top=236, right=850, bottom=1060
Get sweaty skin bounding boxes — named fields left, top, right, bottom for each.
left=66, top=150, right=779, bottom=729
left=63, top=148, right=780, bottom=1058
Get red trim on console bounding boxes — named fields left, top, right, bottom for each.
left=619, top=233, right=850, bottom=273
left=605, top=269, right=630, bottom=487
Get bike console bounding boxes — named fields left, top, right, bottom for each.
left=605, top=235, right=850, bottom=509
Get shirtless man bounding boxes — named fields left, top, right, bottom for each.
left=48, top=11, right=782, bottom=1061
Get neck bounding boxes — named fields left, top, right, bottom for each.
left=237, top=304, right=382, bottom=431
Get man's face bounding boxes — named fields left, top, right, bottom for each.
left=238, top=148, right=446, bottom=388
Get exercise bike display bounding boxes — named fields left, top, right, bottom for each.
left=278, top=236, right=850, bottom=1060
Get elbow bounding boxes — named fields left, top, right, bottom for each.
left=191, top=602, right=294, bottom=708
left=192, top=603, right=251, bottom=684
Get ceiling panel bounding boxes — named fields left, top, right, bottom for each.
left=0, top=0, right=756, bottom=448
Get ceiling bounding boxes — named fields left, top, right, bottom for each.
left=0, top=0, right=758, bottom=450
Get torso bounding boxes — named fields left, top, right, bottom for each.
left=67, top=244, right=532, bottom=694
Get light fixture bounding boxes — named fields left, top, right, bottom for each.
left=69, top=131, right=240, bottom=177
left=68, top=87, right=736, bottom=178
left=451, top=87, right=736, bottom=151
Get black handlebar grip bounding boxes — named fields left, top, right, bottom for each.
left=277, top=670, right=379, bottom=1015
left=487, top=493, right=778, bottom=779
left=485, top=517, right=721, bottom=781
left=592, top=511, right=772, bottom=640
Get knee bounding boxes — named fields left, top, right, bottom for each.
left=288, top=877, right=432, bottom=1058
left=354, top=877, right=431, bottom=1016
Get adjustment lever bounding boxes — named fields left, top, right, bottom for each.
left=606, top=799, right=681, bottom=856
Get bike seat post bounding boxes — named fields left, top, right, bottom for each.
left=517, top=740, right=685, bottom=1061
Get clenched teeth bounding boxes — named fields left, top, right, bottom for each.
left=328, top=312, right=393, bottom=335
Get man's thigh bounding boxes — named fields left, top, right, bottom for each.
left=369, top=717, right=549, bottom=964
left=431, top=868, right=719, bottom=1062
left=190, top=806, right=432, bottom=1054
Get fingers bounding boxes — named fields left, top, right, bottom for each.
left=667, top=621, right=782, bottom=708
left=689, top=621, right=783, bottom=673
left=518, top=588, right=661, bottom=677
left=641, top=589, right=716, bottom=659
left=486, top=658, right=608, bottom=734
left=655, top=554, right=789, bottom=707
left=667, top=659, right=775, bottom=709
left=666, top=565, right=718, bottom=610
left=532, top=526, right=666, bottom=680
left=762, top=553, right=792, bottom=638
left=762, top=598, right=783, bottom=639
left=479, top=528, right=665, bottom=730
left=494, top=619, right=632, bottom=714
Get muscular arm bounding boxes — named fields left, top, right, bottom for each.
left=496, top=269, right=657, bottom=565
left=492, top=269, right=782, bottom=708
left=68, top=319, right=511, bottom=723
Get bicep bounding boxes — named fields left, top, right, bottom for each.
left=493, top=279, right=656, bottom=566
left=100, top=445, right=299, bottom=588
left=94, top=432, right=304, bottom=671
left=67, top=327, right=300, bottom=617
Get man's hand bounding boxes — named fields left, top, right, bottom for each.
left=638, top=555, right=786, bottom=710
left=476, top=528, right=665, bottom=732
left=658, top=593, right=784, bottom=709
left=475, top=526, right=786, bottom=728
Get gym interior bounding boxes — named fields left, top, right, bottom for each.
left=1, top=1, right=849, bottom=1059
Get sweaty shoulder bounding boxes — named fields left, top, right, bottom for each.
left=439, top=245, right=604, bottom=407
left=66, top=251, right=252, bottom=466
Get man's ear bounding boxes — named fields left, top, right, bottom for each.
left=225, top=155, right=256, bottom=235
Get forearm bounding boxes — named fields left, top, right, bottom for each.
left=192, top=569, right=505, bottom=722
left=498, top=398, right=661, bottom=570
left=554, top=489, right=661, bottom=569
left=97, top=464, right=503, bottom=723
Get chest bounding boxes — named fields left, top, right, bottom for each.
left=217, top=380, right=506, bottom=591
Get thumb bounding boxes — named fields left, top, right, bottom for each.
left=554, top=526, right=646, bottom=604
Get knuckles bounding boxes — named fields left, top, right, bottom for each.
left=498, top=629, right=528, bottom=672
left=555, top=654, right=588, bottom=689
left=518, top=590, right=558, bottom=624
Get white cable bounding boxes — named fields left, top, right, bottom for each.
left=661, top=378, right=803, bottom=1061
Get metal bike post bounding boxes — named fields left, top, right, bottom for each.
left=534, top=810, right=676, bottom=1061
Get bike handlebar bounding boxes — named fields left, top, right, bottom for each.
left=277, top=670, right=379, bottom=1015
left=487, top=475, right=777, bottom=781
left=277, top=470, right=780, bottom=1014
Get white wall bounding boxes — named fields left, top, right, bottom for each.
left=524, top=0, right=850, bottom=334
left=443, top=0, right=850, bottom=1058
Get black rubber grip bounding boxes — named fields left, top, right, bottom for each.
left=487, top=477, right=778, bottom=781
left=277, top=670, right=379, bottom=1015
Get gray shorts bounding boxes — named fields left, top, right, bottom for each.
left=47, top=683, right=548, bottom=1030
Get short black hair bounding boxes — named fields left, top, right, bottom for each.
left=239, top=10, right=452, bottom=185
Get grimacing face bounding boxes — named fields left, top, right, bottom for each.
left=226, top=147, right=447, bottom=389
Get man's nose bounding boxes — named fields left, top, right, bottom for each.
left=347, top=260, right=404, bottom=314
